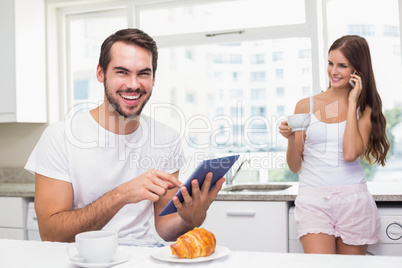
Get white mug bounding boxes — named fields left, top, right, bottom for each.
left=74, top=230, right=118, bottom=263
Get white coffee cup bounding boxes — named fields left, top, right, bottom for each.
left=74, top=230, right=118, bottom=263
left=287, top=113, right=311, bottom=131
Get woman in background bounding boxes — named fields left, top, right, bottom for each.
left=279, top=35, right=389, bottom=255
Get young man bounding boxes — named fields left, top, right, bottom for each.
left=25, top=28, right=225, bottom=246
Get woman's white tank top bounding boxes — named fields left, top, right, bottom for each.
left=298, top=96, right=366, bottom=187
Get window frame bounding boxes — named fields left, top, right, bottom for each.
left=47, top=0, right=402, bottom=121
left=45, top=0, right=402, bottom=182
left=47, top=0, right=328, bottom=122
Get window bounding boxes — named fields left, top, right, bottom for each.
left=154, top=37, right=311, bottom=163
left=185, top=49, right=193, bottom=59
left=302, top=86, right=311, bottom=96
left=250, top=72, right=266, bottom=82
left=230, top=107, right=243, bottom=117
left=298, top=49, right=311, bottom=59
left=383, top=25, right=399, bottom=37
left=139, top=0, right=306, bottom=36
left=272, top=51, right=284, bottom=61
left=302, top=67, right=311, bottom=75
left=186, top=92, right=195, bottom=103
left=393, top=44, right=401, bottom=57
left=214, top=72, right=223, bottom=81
left=326, top=0, right=402, bottom=182
left=170, top=88, right=177, bottom=117
left=277, top=105, right=285, bottom=115
left=230, top=89, right=243, bottom=99
left=213, top=54, right=242, bottom=64
left=216, top=107, right=224, bottom=116
left=251, top=54, right=265, bottom=64
left=54, top=0, right=402, bottom=183
left=56, top=0, right=313, bottom=181
left=217, top=89, right=224, bottom=99
left=250, top=88, right=266, bottom=100
left=275, top=69, right=284, bottom=79
left=74, top=80, right=89, bottom=100
left=232, top=72, right=240, bottom=81
left=348, top=24, right=376, bottom=36
left=67, top=9, right=127, bottom=115
left=276, top=87, right=285, bottom=97
left=251, top=107, right=266, bottom=116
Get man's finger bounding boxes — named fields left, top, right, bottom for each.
left=208, top=177, right=225, bottom=197
left=200, top=172, right=213, bottom=194
left=149, top=169, right=181, bottom=188
left=172, top=196, right=183, bottom=209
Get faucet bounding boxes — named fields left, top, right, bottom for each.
left=226, top=159, right=250, bottom=185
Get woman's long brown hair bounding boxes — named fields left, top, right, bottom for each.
left=329, top=35, right=389, bottom=166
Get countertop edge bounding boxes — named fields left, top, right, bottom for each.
left=1, top=181, right=402, bottom=202
left=215, top=193, right=402, bottom=202
left=0, top=182, right=35, bottom=198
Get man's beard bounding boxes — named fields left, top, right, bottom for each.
left=104, top=81, right=152, bottom=119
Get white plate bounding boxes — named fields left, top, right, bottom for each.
left=69, top=250, right=131, bottom=268
left=151, top=245, right=230, bottom=263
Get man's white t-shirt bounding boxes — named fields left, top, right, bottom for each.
left=25, top=112, right=185, bottom=246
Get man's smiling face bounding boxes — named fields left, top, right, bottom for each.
left=97, top=41, right=155, bottom=119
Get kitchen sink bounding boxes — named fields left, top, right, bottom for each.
left=221, top=184, right=292, bottom=192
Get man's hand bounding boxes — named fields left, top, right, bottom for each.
left=34, top=169, right=182, bottom=242
left=172, top=172, right=225, bottom=228
left=119, top=169, right=182, bottom=203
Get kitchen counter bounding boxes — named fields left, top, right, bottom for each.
left=0, top=167, right=34, bottom=197
left=1, top=239, right=401, bottom=268
left=0, top=182, right=35, bottom=197
left=2, top=181, right=401, bottom=201
left=216, top=181, right=402, bottom=202
left=1, top=166, right=402, bottom=202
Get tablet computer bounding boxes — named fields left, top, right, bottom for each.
left=159, top=154, right=239, bottom=216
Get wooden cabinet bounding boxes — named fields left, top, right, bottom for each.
left=201, top=201, right=289, bottom=252
left=0, top=197, right=29, bottom=239
left=0, top=0, right=46, bottom=123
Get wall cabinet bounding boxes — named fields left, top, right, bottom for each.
left=0, top=0, right=46, bottom=123
left=0, top=197, right=29, bottom=240
left=201, top=201, right=289, bottom=252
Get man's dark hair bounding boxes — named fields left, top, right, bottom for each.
left=98, top=28, right=158, bottom=77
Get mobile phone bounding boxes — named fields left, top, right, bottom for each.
left=349, top=71, right=357, bottom=87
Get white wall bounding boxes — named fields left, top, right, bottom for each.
left=0, top=124, right=47, bottom=167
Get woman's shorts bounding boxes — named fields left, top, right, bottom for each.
left=294, top=183, right=381, bottom=245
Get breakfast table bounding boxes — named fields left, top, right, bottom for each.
left=1, top=239, right=401, bottom=268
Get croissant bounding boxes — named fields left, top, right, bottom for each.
left=170, top=227, right=216, bottom=259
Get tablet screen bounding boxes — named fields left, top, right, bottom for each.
left=159, top=154, right=239, bottom=216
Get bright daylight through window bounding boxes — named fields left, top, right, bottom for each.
left=66, top=0, right=402, bottom=183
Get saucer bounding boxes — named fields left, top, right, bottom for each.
left=69, top=250, right=130, bottom=268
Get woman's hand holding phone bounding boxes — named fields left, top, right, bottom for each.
left=348, top=71, right=363, bottom=103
